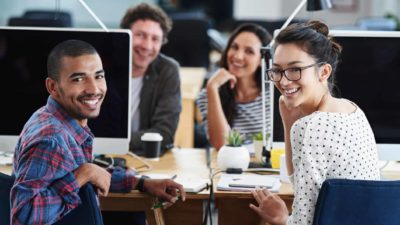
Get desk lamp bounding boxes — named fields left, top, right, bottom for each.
left=261, top=0, right=332, bottom=167
left=78, top=0, right=109, bottom=32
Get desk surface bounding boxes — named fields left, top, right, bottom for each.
left=180, top=67, right=206, bottom=100
left=3, top=149, right=400, bottom=225
left=174, top=67, right=206, bottom=148
left=101, top=148, right=210, bottom=225
left=109, top=148, right=210, bottom=196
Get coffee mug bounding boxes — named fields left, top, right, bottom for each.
left=141, top=132, right=163, bottom=161
left=271, top=148, right=285, bottom=169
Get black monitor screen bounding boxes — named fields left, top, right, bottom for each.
left=272, top=31, right=400, bottom=145
left=0, top=27, right=130, bottom=140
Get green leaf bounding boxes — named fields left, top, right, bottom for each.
left=252, top=131, right=270, bottom=141
left=225, top=129, right=244, bottom=147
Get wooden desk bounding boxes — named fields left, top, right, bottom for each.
left=213, top=182, right=293, bottom=225
left=4, top=150, right=400, bottom=225
left=100, top=148, right=210, bottom=225
left=209, top=149, right=294, bottom=225
left=174, top=67, right=206, bottom=148
left=211, top=158, right=400, bottom=225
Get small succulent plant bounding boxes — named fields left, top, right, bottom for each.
left=252, top=132, right=270, bottom=141
left=225, top=129, right=244, bottom=147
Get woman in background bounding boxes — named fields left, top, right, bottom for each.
left=249, top=20, right=380, bottom=225
left=196, top=23, right=272, bottom=150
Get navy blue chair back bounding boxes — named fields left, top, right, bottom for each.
left=8, top=10, right=72, bottom=27
left=54, top=184, right=103, bottom=225
left=0, top=172, right=14, bottom=225
left=0, top=172, right=103, bottom=225
left=313, top=179, right=400, bottom=225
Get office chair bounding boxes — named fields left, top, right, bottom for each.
left=8, top=10, right=72, bottom=27
left=161, top=13, right=212, bottom=68
left=0, top=172, right=14, bottom=225
left=312, top=178, right=400, bottom=225
left=0, top=172, right=103, bottom=225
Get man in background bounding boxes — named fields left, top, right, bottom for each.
left=11, top=39, right=185, bottom=225
left=120, top=3, right=181, bottom=154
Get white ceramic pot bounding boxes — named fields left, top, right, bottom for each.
left=217, top=145, right=250, bottom=171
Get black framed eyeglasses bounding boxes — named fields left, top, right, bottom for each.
left=267, top=62, right=326, bottom=82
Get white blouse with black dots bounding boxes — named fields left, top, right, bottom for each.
left=286, top=103, right=380, bottom=225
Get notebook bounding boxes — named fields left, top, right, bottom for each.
left=175, top=177, right=209, bottom=193
left=146, top=173, right=209, bottom=193
left=217, top=173, right=281, bottom=192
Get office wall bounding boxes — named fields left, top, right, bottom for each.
left=234, top=0, right=282, bottom=20
left=284, top=0, right=373, bottom=28
left=1, top=0, right=399, bottom=29
left=234, top=0, right=398, bottom=29
left=0, top=0, right=154, bottom=28
left=372, top=0, right=400, bottom=16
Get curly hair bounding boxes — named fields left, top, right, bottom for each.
left=120, top=3, right=172, bottom=44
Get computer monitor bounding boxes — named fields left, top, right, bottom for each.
left=272, top=30, right=400, bottom=161
left=0, top=27, right=131, bottom=155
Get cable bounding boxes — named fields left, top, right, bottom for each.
left=201, top=169, right=225, bottom=225
left=246, top=168, right=280, bottom=173
left=379, top=160, right=390, bottom=171
left=93, top=155, right=114, bottom=169
left=127, top=152, right=153, bottom=172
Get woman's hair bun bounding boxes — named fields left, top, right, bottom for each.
left=308, top=20, right=329, bottom=36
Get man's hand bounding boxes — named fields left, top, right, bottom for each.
left=249, top=187, right=288, bottom=225
left=73, top=163, right=111, bottom=196
left=143, top=179, right=186, bottom=207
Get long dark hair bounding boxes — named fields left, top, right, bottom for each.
left=274, top=20, right=342, bottom=94
left=219, top=23, right=271, bottom=126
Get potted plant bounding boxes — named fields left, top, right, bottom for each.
left=217, top=129, right=250, bottom=171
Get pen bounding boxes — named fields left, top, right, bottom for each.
left=171, top=174, right=177, bottom=180
left=151, top=195, right=181, bottom=210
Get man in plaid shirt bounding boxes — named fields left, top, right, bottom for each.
left=10, top=39, right=185, bottom=225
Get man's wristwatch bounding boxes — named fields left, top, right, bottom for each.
left=137, top=175, right=150, bottom=192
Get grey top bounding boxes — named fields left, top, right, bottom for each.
left=130, top=53, right=181, bottom=154
left=196, top=87, right=271, bottom=142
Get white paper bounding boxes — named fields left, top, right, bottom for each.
left=0, top=152, right=13, bottom=166
left=175, top=177, right=209, bottom=193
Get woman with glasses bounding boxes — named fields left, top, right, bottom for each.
left=196, top=23, right=272, bottom=150
left=249, top=20, right=380, bottom=225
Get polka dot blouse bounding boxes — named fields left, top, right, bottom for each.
left=286, top=103, right=380, bottom=225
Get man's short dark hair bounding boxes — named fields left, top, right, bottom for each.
left=120, top=3, right=172, bottom=44
left=47, top=39, right=98, bottom=81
